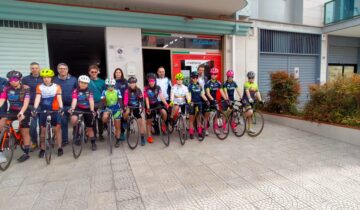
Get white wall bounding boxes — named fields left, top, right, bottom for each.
left=105, top=27, right=144, bottom=88
left=320, top=34, right=328, bottom=84
left=303, top=0, right=325, bottom=27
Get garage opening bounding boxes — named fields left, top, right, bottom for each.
left=47, top=24, right=106, bottom=78
left=142, top=49, right=171, bottom=83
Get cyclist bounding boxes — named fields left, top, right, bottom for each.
left=100, top=78, right=123, bottom=148
left=69, top=75, right=96, bottom=150
left=0, top=70, right=31, bottom=163
left=242, top=71, right=263, bottom=133
left=204, top=67, right=227, bottom=135
left=169, top=72, right=191, bottom=125
left=144, top=73, right=169, bottom=143
left=188, top=71, right=210, bottom=139
left=123, top=77, right=146, bottom=146
left=32, top=68, right=64, bottom=157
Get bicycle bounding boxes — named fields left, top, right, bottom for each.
left=245, top=101, right=265, bottom=137
left=71, top=110, right=95, bottom=159
left=228, top=100, right=246, bottom=137
left=0, top=114, right=25, bottom=171
left=125, top=106, right=143, bottom=150
left=99, top=108, right=117, bottom=154
left=207, top=101, right=229, bottom=140
left=169, top=104, right=188, bottom=145
left=33, top=110, right=60, bottom=165
left=149, top=106, right=170, bottom=146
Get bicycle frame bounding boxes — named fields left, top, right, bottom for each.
left=1, top=121, right=22, bottom=149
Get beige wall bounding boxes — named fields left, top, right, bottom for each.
left=303, top=0, right=325, bottom=27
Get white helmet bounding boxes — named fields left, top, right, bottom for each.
left=105, top=77, right=116, bottom=86
left=78, top=75, right=90, bottom=83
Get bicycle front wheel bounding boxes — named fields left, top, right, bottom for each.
left=229, top=110, right=246, bottom=137
left=159, top=117, right=170, bottom=146
left=0, top=130, right=14, bottom=171
left=45, top=124, right=52, bottom=165
left=213, top=111, right=229, bottom=140
left=126, top=117, right=139, bottom=150
left=72, top=123, right=84, bottom=159
left=247, top=111, right=265, bottom=137
left=178, top=116, right=186, bottom=145
left=108, top=119, right=113, bottom=154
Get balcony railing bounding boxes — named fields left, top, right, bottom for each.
left=324, top=0, right=360, bottom=25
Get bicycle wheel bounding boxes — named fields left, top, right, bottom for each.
left=178, top=116, right=186, bottom=145
left=194, top=113, right=206, bottom=141
left=168, top=117, right=175, bottom=134
left=213, top=111, right=229, bottom=140
left=0, top=131, right=14, bottom=171
left=72, top=122, right=84, bottom=159
left=126, top=117, right=139, bottom=150
left=45, top=124, right=52, bottom=165
left=159, top=117, right=170, bottom=146
left=108, top=119, right=113, bottom=154
left=247, top=111, right=265, bottom=137
left=229, top=110, right=246, bottom=137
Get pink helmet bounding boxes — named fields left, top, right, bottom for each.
left=226, top=70, right=234, bottom=77
left=210, top=67, right=219, bottom=75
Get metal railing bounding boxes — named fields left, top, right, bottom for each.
left=324, top=0, right=360, bottom=25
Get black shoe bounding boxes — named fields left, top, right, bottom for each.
left=98, top=135, right=105, bottom=142
left=91, top=143, right=97, bottom=151
left=57, top=148, right=63, bottom=157
left=115, top=139, right=121, bottom=148
left=62, top=141, right=69, bottom=147
left=190, top=134, right=194, bottom=139
left=17, top=154, right=29, bottom=162
left=38, top=149, right=45, bottom=158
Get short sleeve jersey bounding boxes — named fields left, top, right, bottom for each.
left=205, top=80, right=222, bottom=99
left=36, top=83, right=62, bottom=110
left=72, top=88, right=93, bottom=109
left=124, top=88, right=143, bottom=107
left=0, top=85, right=30, bottom=111
left=188, top=82, right=203, bottom=103
left=101, top=89, right=122, bottom=108
left=171, top=84, right=188, bottom=105
left=144, top=85, right=161, bottom=105
left=223, top=81, right=238, bottom=101
left=243, top=81, right=259, bottom=100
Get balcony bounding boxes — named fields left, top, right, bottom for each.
left=324, top=0, right=360, bottom=25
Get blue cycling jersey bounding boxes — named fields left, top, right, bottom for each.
left=223, top=81, right=238, bottom=101
left=188, top=82, right=203, bottom=103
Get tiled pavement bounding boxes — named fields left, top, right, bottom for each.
left=1, top=122, right=360, bottom=209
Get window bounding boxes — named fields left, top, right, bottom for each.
left=328, top=64, right=357, bottom=81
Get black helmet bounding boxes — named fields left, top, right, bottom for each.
left=247, top=71, right=255, bottom=78
left=146, top=73, right=157, bottom=81
left=128, top=76, right=137, bottom=83
left=190, top=71, right=199, bottom=78
left=6, top=70, right=22, bottom=79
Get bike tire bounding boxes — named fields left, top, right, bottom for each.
left=229, top=110, right=246, bottom=137
left=213, top=111, right=229, bottom=140
left=0, top=131, right=14, bottom=171
left=178, top=116, right=186, bottom=145
left=247, top=111, right=265, bottom=137
left=72, top=122, right=84, bottom=159
left=126, top=117, right=139, bottom=150
left=159, top=117, right=170, bottom=146
left=108, top=119, right=113, bottom=154
left=45, top=124, right=52, bottom=165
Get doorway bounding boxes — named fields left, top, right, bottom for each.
left=142, top=49, right=171, bottom=83
left=47, top=24, right=106, bottom=78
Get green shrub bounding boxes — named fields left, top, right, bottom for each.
left=265, top=71, right=301, bottom=114
left=304, top=75, right=360, bottom=128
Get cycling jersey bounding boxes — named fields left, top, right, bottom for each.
left=171, top=84, right=188, bottom=105
left=0, top=85, right=30, bottom=111
left=124, top=88, right=143, bottom=107
left=72, top=88, right=93, bottom=110
left=101, top=89, right=122, bottom=108
left=205, top=80, right=222, bottom=100
left=144, top=85, right=162, bottom=105
left=243, top=81, right=259, bottom=100
left=36, top=83, right=62, bottom=111
left=188, top=82, right=203, bottom=103
left=156, top=77, right=171, bottom=101
left=223, top=81, right=238, bottom=101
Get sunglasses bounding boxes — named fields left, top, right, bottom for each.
left=148, top=79, right=155, bottom=83
left=107, top=85, right=114, bottom=88
left=9, top=78, right=20, bottom=82
left=191, top=77, right=198, bottom=79
left=90, top=71, right=98, bottom=74
left=248, top=77, right=255, bottom=79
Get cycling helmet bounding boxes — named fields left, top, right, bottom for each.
left=105, top=77, right=116, bottom=86
left=247, top=71, right=255, bottom=78
left=6, top=70, right=22, bottom=79
left=78, top=75, right=90, bottom=83
left=226, top=70, right=234, bottom=77
left=175, top=73, right=184, bottom=80
left=128, top=76, right=137, bottom=83
left=146, top=73, right=157, bottom=81
left=40, top=68, right=55, bottom=77
left=210, top=67, right=219, bottom=75
left=190, top=71, right=199, bottom=78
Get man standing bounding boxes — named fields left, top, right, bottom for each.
left=197, top=64, right=208, bottom=90
left=22, top=62, right=42, bottom=150
left=53, top=63, right=77, bottom=145
left=88, top=65, right=106, bottom=140
left=156, top=66, right=171, bottom=102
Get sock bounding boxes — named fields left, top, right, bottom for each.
left=189, top=128, right=194, bottom=135
left=24, top=145, right=30, bottom=155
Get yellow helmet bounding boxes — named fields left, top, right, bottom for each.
left=40, top=68, right=55, bottom=77
left=175, top=72, right=184, bottom=80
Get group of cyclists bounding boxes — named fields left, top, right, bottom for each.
left=0, top=63, right=262, bottom=165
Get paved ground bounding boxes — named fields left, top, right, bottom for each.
left=1, top=121, right=360, bottom=210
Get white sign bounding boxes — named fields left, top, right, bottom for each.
left=184, top=60, right=209, bottom=72
left=294, top=67, right=300, bottom=79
